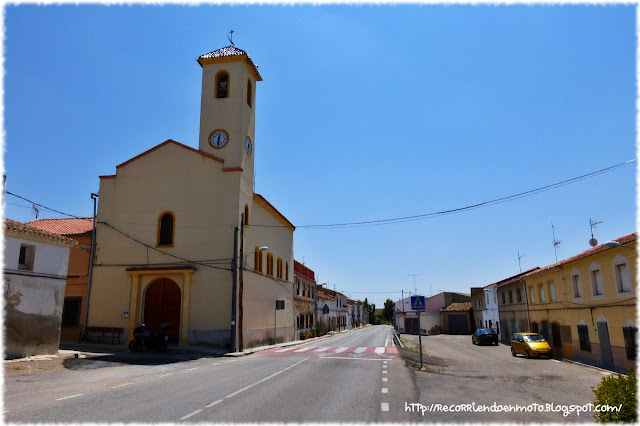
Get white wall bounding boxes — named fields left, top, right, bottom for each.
left=4, top=236, right=70, bottom=277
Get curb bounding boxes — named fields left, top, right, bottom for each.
left=560, top=358, right=625, bottom=376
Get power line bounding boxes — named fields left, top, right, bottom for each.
left=5, top=158, right=635, bottom=230
left=5, top=191, right=84, bottom=219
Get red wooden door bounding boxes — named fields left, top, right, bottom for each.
left=143, top=278, right=181, bottom=342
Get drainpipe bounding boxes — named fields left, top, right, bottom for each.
left=82, top=193, right=99, bottom=341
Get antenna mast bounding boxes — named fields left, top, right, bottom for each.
left=517, top=251, right=526, bottom=273
left=552, top=223, right=562, bottom=263
left=589, top=218, right=603, bottom=247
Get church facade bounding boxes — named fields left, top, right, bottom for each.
left=87, top=46, right=295, bottom=349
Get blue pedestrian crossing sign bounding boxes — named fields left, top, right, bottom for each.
left=411, top=295, right=426, bottom=311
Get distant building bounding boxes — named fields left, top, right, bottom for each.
left=395, top=292, right=470, bottom=334
left=522, top=233, right=636, bottom=373
left=471, top=283, right=500, bottom=335
left=317, top=287, right=337, bottom=333
left=4, top=219, right=76, bottom=359
left=441, top=302, right=472, bottom=334
left=28, top=218, right=93, bottom=342
left=496, top=268, right=540, bottom=343
left=294, top=260, right=316, bottom=339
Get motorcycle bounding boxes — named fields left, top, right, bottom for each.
left=129, top=323, right=170, bottom=352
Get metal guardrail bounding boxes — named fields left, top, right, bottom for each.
left=392, top=330, right=404, bottom=348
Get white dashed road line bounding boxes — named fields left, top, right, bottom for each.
left=179, top=409, right=203, bottom=420
left=55, top=394, right=82, bottom=401
left=383, top=370, right=387, bottom=374
left=382, top=377, right=388, bottom=382
left=159, top=373, right=172, bottom=378
left=111, top=382, right=133, bottom=388
left=381, top=403, right=389, bottom=412
left=205, top=399, right=224, bottom=408
left=186, top=367, right=199, bottom=371
left=382, top=388, right=388, bottom=393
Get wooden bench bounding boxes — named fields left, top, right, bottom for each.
left=81, top=327, right=125, bottom=344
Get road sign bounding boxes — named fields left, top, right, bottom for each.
left=411, top=295, right=425, bottom=311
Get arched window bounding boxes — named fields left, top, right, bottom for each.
left=215, top=71, right=229, bottom=98
left=244, top=205, right=249, bottom=226
left=254, top=247, right=263, bottom=273
left=157, top=212, right=175, bottom=246
left=276, top=258, right=283, bottom=279
left=246, top=80, right=252, bottom=107
left=267, top=253, right=274, bottom=277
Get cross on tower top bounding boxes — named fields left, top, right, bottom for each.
left=228, top=30, right=235, bottom=46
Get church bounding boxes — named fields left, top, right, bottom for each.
left=88, top=45, right=295, bottom=350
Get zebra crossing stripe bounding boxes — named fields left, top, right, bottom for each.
left=314, top=347, right=332, bottom=352
left=333, top=347, right=348, bottom=353
left=375, top=347, right=385, bottom=354
left=354, top=347, right=367, bottom=353
left=293, top=347, right=313, bottom=353
left=274, top=347, right=297, bottom=353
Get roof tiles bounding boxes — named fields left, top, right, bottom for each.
left=27, top=218, right=93, bottom=236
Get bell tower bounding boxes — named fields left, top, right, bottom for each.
left=197, top=46, right=262, bottom=188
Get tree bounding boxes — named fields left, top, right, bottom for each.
left=363, top=298, right=376, bottom=324
left=383, top=298, right=394, bottom=322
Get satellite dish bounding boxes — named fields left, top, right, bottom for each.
left=589, top=238, right=598, bottom=247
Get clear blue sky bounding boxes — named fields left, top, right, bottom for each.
left=4, top=5, right=636, bottom=307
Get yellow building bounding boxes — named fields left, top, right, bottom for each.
left=522, top=233, right=637, bottom=372
left=88, top=45, right=295, bottom=350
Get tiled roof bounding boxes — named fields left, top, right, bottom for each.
left=522, top=233, right=637, bottom=278
left=442, top=302, right=472, bottom=312
left=27, top=218, right=93, bottom=236
left=198, top=45, right=249, bottom=59
left=317, top=290, right=336, bottom=301
left=493, top=267, right=541, bottom=288
left=294, top=260, right=315, bottom=281
left=4, top=219, right=76, bottom=246
left=197, top=45, right=262, bottom=81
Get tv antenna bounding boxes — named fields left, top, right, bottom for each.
left=589, top=218, right=603, bottom=247
left=32, top=204, right=39, bottom=219
left=552, top=223, right=562, bottom=263
left=408, top=273, right=423, bottom=294
left=227, top=30, right=235, bottom=46
left=517, top=251, right=526, bottom=273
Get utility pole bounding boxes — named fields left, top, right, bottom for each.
left=82, top=193, right=99, bottom=342
left=230, top=226, right=239, bottom=352
left=238, top=213, right=245, bottom=351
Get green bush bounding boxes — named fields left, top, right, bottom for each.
left=592, top=369, right=636, bottom=423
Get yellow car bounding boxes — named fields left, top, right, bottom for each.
left=511, top=332, right=552, bottom=359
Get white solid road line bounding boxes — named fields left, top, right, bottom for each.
left=205, top=399, right=224, bottom=408
left=223, top=358, right=309, bottom=400
left=381, top=403, right=389, bottom=412
left=382, top=388, right=388, bottom=393
left=375, top=347, right=385, bottom=354
left=320, top=357, right=387, bottom=361
left=186, top=367, right=199, bottom=371
left=354, top=347, right=367, bottom=353
left=159, top=373, right=172, bottom=377
left=210, top=362, right=221, bottom=366
left=385, top=331, right=391, bottom=347
left=111, top=382, right=133, bottom=388
left=55, top=394, right=82, bottom=401
left=180, top=409, right=203, bottom=420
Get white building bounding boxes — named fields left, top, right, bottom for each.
left=4, top=219, right=76, bottom=359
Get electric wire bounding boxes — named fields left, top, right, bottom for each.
left=4, top=159, right=634, bottom=229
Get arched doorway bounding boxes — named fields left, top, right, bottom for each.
left=144, top=278, right=181, bottom=342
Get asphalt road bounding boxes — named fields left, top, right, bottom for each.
left=5, top=325, right=417, bottom=423
left=401, top=333, right=611, bottom=423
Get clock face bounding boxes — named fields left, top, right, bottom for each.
left=246, top=137, right=252, bottom=156
left=209, top=129, right=229, bottom=149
